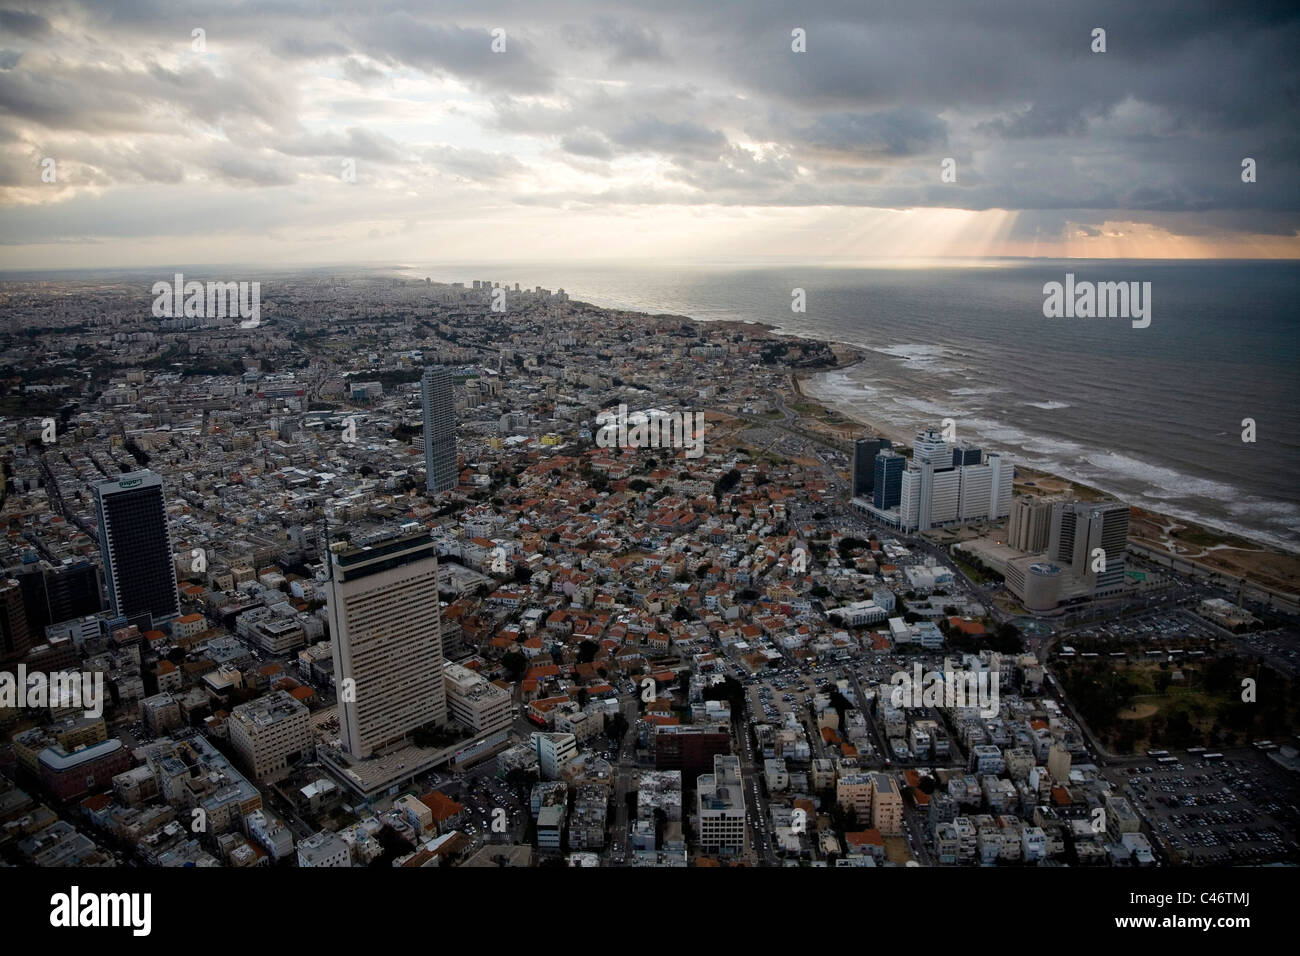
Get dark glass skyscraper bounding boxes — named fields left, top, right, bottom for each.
left=94, top=470, right=180, bottom=623
left=852, top=437, right=891, bottom=497
left=0, top=577, right=31, bottom=665
left=421, top=365, right=457, bottom=494
left=873, top=450, right=905, bottom=510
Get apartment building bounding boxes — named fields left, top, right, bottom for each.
left=836, top=772, right=873, bottom=822
left=870, top=772, right=903, bottom=836
left=443, top=661, right=512, bottom=736
left=697, top=754, right=746, bottom=857
left=228, top=691, right=312, bottom=783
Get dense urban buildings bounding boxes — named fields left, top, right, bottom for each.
left=0, top=273, right=1294, bottom=876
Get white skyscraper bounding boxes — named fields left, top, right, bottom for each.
left=862, top=425, right=1013, bottom=532
left=327, top=532, right=445, bottom=759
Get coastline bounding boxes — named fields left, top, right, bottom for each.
left=767, top=334, right=1298, bottom=599
left=441, top=277, right=1296, bottom=598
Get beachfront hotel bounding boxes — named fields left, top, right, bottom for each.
left=852, top=428, right=1013, bottom=533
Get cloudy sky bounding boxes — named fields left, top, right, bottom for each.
left=1, top=0, right=1297, bottom=269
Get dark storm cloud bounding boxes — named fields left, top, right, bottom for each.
left=0, top=8, right=51, bottom=38
left=798, top=109, right=949, bottom=159
left=562, top=18, right=665, bottom=62
left=3, top=0, right=1298, bottom=244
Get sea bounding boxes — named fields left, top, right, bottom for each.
left=406, top=259, right=1300, bottom=552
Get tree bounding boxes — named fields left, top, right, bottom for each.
left=501, top=651, right=527, bottom=682
left=578, top=639, right=599, bottom=664
left=607, top=712, right=629, bottom=745
left=713, top=468, right=741, bottom=502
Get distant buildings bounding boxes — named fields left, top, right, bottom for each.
left=93, top=470, right=180, bottom=624
left=327, top=532, right=446, bottom=759
left=421, top=365, right=457, bottom=493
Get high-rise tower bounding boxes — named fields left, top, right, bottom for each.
left=421, top=366, right=457, bottom=494
left=852, top=437, right=892, bottom=498
left=93, top=470, right=180, bottom=623
left=326, top=532, right=446, bottom=759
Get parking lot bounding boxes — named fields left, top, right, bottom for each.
left=442, top=768, right=528, bottom=845
left=1109, top=751, right=1300, bottom=865
left=1070, top=608, right=1219, bottom=650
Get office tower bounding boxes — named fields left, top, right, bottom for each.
left=873, top=450, right=905, bottom=509
left=17, top=559, right=103, bottom=634
left=0, top=577, right=31, bottom=665
left=94, top=471, right=180, bottom=623
left=421, top=366, right=457, bottom=493
left=1048, top=500, right=1130, bottom=597
left=912, top=429, right=950, bottom=467
left=1008, top=496, right=1053, bottom=552
left=958, top=463, right=993, bottom=521
left=907, top=428, right=951, bottom=531
left=852, top=437, right=891, bottom=497
left=951, top=444, right=982, bottom=467
left=985, top=453, right=1014, bottom=523
left=327, top=532, right=446, bottom=759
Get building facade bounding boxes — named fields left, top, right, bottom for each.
left=327, top=532, right=446, bottom=759
left=94, top=470, right=180, bottom=624
left=421, top=366, right=458, bottom=494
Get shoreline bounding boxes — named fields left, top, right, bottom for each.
left=428, top=275, right=1296, bottom=597
left=766, top=333, right=1298, bottom=598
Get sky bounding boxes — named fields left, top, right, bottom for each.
left=1, top=0, right=1298, bottom=269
